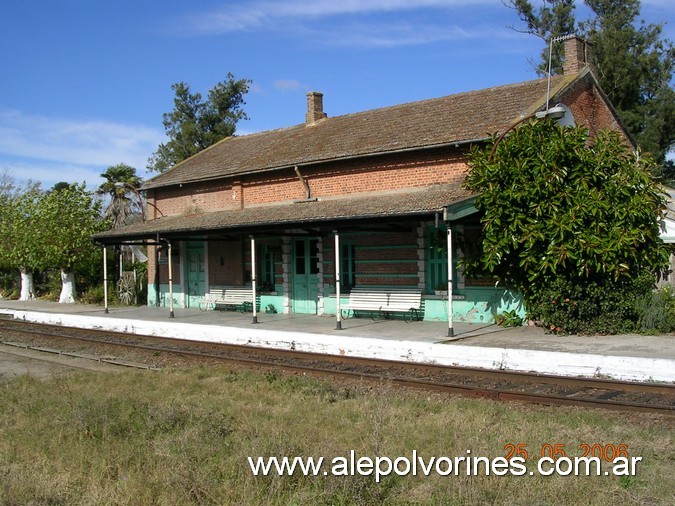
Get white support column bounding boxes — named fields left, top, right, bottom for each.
left=168, top=241, right=175, bottom=318
left=250, top=236, right=258, bottom=324
left=282, top=237, right=292, bottom=314
left=316, top=237, right=324, bottom=315
left=334, top=231, right=342, bottom=330
left=103, top=246, right=109, bottom=314
left=447, top=227, right=454, bottom=337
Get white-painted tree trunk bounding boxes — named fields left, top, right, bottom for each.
left=59, top=269, right=77, bottom=304
left=19, top=268, right=35, bottom=301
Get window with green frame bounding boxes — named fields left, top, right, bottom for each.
left=426, top=225, right=452, bottom=293
left=261, top=245, right=276, bottom=289
left=341, top=243, right=356, bottom=292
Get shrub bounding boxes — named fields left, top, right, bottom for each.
left=526, top=273, right=655, bottom=335
left=495, top=309, right=524, bottom=327
left=80, top=285, right=105, bottom=305
left=638, top=286, right=675, bottom=334
left=0, top=270, right=18, bottom=297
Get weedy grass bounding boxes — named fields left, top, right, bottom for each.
left=0, top=366, right=672, bottom=505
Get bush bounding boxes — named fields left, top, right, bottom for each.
left=80, top=285, right=105, bottom=305
left=0, top=270, right=18, bottom=297
left=526, top=273, right=655, bottom=335
left=495, top=309, right=524, bottom=327
left=637, top=286, right=675, bottom=334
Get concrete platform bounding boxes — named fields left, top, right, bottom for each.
left=1, top=300, right=674, bottom=383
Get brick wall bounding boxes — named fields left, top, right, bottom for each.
left=243, top=149, right=468, bottom=207
left=560, top=79, right=628, bottom=142
left=323, top=229, right=420, bottom=288
left=207, top=240, right=244, bottom=286
left=154, top=246, right=181, bottom=284
left=150, top=181, right=241, bottom=218
left=148, top=148, right=468, bottom=217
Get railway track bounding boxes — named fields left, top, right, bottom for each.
left=0, top=318, right=673, bottom=415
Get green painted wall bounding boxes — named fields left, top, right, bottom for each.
left=320, top=288, right=524, bottom=324
left=148, top=283, right=524, bottom=325
left=148, top=285, right=285, bottom=315
left=148, top=284, right=182, bottom=308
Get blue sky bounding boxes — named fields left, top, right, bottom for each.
left=1, top=0, right=672, bottom=189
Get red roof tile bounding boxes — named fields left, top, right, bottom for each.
left=143, top=74, right=577, bottom=190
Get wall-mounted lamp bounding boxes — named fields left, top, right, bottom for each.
left=535, top=104, right=566, bottom=120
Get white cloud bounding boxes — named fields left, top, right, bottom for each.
left=248, top=82, right=265, bottom=94
left=0, top=161, right=106, bottom=190
left=316, top=22, right=501, bottom=48
left=0, top=109, right=164, bottom=187
left=642, top=0, right=675, bottom=10
left=176, top=0, right=495, bottom=36
left=273, top=79, right=305, bottom=91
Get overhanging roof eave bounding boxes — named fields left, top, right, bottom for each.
left=93, top=208, right=445, bottom=244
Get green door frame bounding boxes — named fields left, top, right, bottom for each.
left=185, top=241, right=205, bottom=308
left=292, top=238, right=319, bottom=314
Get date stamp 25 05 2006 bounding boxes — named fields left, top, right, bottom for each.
left=505, top=442, right=633, bottom=462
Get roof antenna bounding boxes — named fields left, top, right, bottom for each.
left=539, top=34, right=575, bottom=120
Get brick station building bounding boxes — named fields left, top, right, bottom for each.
left=94, top=37, right=631, bottom=325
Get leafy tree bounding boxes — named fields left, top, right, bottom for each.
left=506, top=0, right=674, bottom=171
left=507, top=0, right=575, bottom=75
left=97, top=163, right=143, bottom=229
left=464, top=120, right=669, bottom=333
left=0, top=178, right=43, bottom=300
left=148, top=73, right=251, bottom=173
left=37, top=183, right=107, bottom=303
left=96, top=163, right=143, bottom=292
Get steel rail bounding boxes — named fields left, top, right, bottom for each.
left=0, top=319, right=673, bottom=415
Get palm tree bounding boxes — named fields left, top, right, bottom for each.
left=97, top=164, right=143, bottom=295
left=97, top=163, right=143, bottom=229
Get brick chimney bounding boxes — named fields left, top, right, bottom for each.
left=563, top=35, right=593, bottom=75
left=306, top=91, right=327, bottom=125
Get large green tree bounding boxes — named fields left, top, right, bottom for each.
left=38, top=183, right=107, bottom=303
left=508, top=0, right=576, bottom=75
left=0, top=178, right=43, bottom=300
left=148, top=73, right=251, bottom=173
left=507, top=0, right=674, bottom=173
left=464, top=120, right=669, bottom=333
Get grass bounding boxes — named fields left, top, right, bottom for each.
left=0, top=366, right=672, bottom=505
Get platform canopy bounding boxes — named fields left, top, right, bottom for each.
left=92, top=183, right=476, bottom=246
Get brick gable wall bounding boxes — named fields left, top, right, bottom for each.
left=559, top=77, right=629, bottom=142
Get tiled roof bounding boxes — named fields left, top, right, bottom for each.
left=143, top=74, right=578, bottom=190
left=93, top=184, right=473, bottom=243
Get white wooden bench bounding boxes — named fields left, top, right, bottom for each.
left=341, top=288, right=422, bottom=322
left=200, top=287, right=254, bottom=313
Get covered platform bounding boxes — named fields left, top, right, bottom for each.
left=1, top=300, right=674, bottom=383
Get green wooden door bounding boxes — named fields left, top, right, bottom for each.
left=185, top=242, right=205, bottom=308
left=292, top=238, right=319, bottom=314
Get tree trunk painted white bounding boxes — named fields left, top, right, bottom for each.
left=59, top=269, right=77, bottom=304
left=19, top=268, right=35, bottom=301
